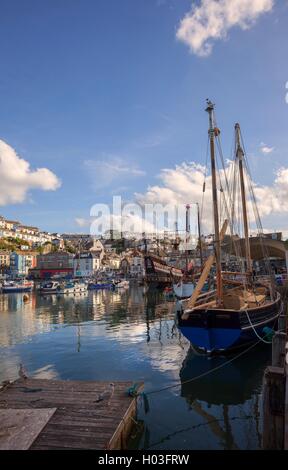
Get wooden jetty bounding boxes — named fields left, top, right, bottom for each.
left=0, top=378, right=143, bottom=450
left=262, top=298, right=288, bottom=449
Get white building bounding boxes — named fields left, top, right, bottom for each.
left=38, top=232, right=54, bottom=245
left=73, top=252, right=101, bottom=277
left=15, top=225, right=40, bottom=244
left=120, top=250, right=145, bottom=278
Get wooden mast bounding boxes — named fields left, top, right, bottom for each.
left=206, top=100, right=223, bottom=305
left=235, top=123, right=252, bottom=273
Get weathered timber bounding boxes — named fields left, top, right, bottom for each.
left=272, top=332, right=287, bottom=368
left=0, top=408, right=56, bottom=450
left=262, top=366, right=285, bottom=449
left=278, top=314, right=286, bottom=332
left=0, top=378, right=143, bottom=450
left=285, top=342, right=288, bottom=450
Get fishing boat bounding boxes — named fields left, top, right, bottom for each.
left=177, top=101, right=282, bottom=354
left=2, top=279, right=33, bottom=293
left=40, top=281, right=62, bottom=294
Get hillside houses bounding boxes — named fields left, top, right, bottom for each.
left=10, top=251, right=37, bottom=276
left=73, top=252, right=102, bottom=277
left=0, top=215, right=62, bottom=247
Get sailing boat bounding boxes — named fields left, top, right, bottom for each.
left=172, top=204, right=202, bottom=299
left=177, top=100, right=282, bottom=354
left=143, top=231, right=183, bottom=289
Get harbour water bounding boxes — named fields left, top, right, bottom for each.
left=0, top=286, right=271, bottom=450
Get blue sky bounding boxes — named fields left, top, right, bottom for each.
left=0, top=0, right=287, bottom=235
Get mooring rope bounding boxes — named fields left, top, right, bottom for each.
left=141, top=335, right=270, bottom=398
left=244, top=310, right=273, bottom=344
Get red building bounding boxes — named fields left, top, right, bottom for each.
left=29, top=252, right=74, bottom=279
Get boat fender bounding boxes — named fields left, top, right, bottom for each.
left=127, top=384, right=150, bottom=414
left=23, top=294, right=29, bottom=302
left=262, top=326, right=275, bottom=342
left=127, top=382, right=141, bottom=397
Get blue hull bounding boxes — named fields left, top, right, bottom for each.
left=88, top=283, right=113, bottom=290
left=178, top=296, right=281, bottom=354
left=2, top=287, right=32, bottom=293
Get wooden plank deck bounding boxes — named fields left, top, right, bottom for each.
left=0, top=378, right=143, bottom=450
left=285, top=341, right=288, bottom=450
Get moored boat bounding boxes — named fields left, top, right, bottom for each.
left=60, top=280, right=88, bottom=294
left=173, top=203, right=203, bottom=300
left=177, top=101, right=282, bottom=354
left=88, top=281, right=113, bottom=290
left=40, top=281, right=62, bottom=294
left=2, top=280, right=33, bottom=293
left=173, top=281, right=195, bottom=299
left=144, top=254, right=183, bottom=289
left=112, top=279, right=129, bottom=289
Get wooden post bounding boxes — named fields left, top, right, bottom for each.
left=272, top=332, right=287, bottom=368
left=262, top=366, right=285, bottom=449
left=285, top=342, right=288, bottom=450
left=279, top=314, right=286, bottom=333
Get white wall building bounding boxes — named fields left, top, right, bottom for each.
left=73, top=252, right=101, bottom=277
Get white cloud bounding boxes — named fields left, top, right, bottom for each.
left=75, top=217, right=90, bottom=228
left=260, top=142, right=275, bottom=153
left=0, top=139, right=61, bottom=206
left=176, top=0, right=274, bottom=57
left=84, top=156, right=146, bottom=189
left=136, top=162, right=213, bottom=230
left=78, top=161, right=288, bottom=237
left=254, top=167, right=288, bottom=215
left=135, top=161, right=288, bottom=233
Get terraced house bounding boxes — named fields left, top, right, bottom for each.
left=0, top=251, right=10, bottom=274
left=9, top=251, right=37, bottom=276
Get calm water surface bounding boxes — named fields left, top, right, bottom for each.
left=0, top=287, right=271, bottom=449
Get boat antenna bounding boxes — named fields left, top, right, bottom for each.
left=196, top=202, right=203, bottom=268
left=185, top=204, right=190, bottom=272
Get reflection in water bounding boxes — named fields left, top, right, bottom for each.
left=177, top=345, right=270, bottom=449
left=0, top=287, right=270, bottom=449
left=180, top=345, right=270, bottom=405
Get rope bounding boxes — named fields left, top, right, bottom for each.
left=145, top=336, right=269, bottom=397
left=244, top=310, right=273, bottom=344
left=246, top=299, right=283, bottom=341
left=147, top=414, right=252, bottom=450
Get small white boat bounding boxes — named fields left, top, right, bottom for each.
left=40, top=281, right=62, bottom=294
left=60, top=280, right=88, bottom=295
left=113, top=279, right=129, bottom=289
left=173, top=281, right=195, bottom=299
